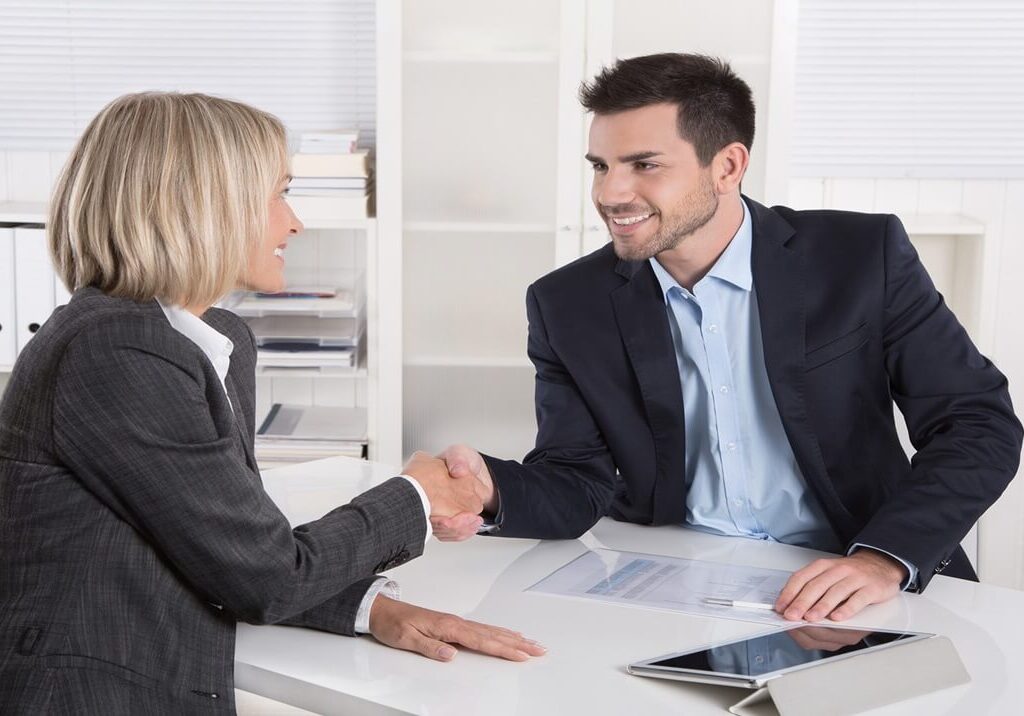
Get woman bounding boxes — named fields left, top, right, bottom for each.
left=0, top=92, right=542, bottom=714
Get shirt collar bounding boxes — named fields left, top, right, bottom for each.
left=156, top=299, right=234, bottom=386
left=649, top=198, right=753, bottom=299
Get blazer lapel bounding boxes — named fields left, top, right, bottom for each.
left=611, top=260, right=689, bottom=523
left=748, top=200, right=857, bottom=538
left=224, top=373, right=258, bottom=473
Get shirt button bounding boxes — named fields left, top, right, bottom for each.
left=708, top=324, right=718, bottom=333
left=720, top=385, right=729, bottom=394
left=726, top=442, right=737, bottom=451
left=755, top=655, right=764, bottom=664
left=732, top=499, right=743, bottom=508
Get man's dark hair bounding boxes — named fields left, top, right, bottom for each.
left=579, top=53, right=755, bottom=166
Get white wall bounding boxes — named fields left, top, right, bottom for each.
left=787, top=176, right=1024, bottom=590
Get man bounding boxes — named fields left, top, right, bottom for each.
left=433, top=53, right=1022, bottom=622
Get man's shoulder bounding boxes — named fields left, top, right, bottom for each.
left=529, top=243, right=625, bottom=298
left=765, top=202, right=894, bottom=239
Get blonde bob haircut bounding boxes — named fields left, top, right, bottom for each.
left=49, top=91, right=288, bottom=309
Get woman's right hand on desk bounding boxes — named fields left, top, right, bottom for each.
left=368, top=596, right=547, bottom=662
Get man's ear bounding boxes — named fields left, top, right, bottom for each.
left=712, top=142, right=749, bottom=194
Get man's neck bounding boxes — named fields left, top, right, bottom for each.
left=654, top=193, right=745, bottom=292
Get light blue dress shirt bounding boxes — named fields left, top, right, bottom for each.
left=648, top=201, right=840, bottom=552
left=648, top=201, right=918, bottom=588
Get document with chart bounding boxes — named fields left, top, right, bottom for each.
left=528, top=549, right=790, bottom=624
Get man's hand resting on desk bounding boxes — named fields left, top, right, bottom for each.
left=775, top=550, right=907, bottom=622
left=430, top=444, right=498, bottom=541
left=369, top=596, right=546, bottom=662
left=402, top=451, right=484, bottom=524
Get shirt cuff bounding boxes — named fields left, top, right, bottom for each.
left=397, top=474, right=432, bottom=545
left=354, top=577, right=400, bottom=634
left=477, top=483, right=504, bottom=534
left=848, top=543, right=919, bottom=591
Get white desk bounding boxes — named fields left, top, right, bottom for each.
left=236, top=457, right=1024, bottom=715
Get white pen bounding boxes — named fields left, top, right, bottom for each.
left=703, top=597, right=777, bottom=611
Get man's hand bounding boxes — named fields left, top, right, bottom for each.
left=774, top=550, right=906, bottom=622
left=430, top=444, right=497, bottom=542
left=368, top=596, right=547, bottom=662
left=402, top=451, right=483, bottom=519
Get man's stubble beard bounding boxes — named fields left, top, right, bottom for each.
left=611, top=176, right=719, bottom=262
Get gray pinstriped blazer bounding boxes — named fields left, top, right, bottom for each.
left=0, top=287, right=425, bottom=714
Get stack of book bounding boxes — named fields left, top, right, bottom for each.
left=289, top=129, right=372, bottom=223
left=256, top=403, right=367, bottom=466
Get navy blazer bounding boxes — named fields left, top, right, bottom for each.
left=483, top=198, right=1022, bottom=592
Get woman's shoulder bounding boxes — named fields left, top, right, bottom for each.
left=43, top=288, right=198, bottom=368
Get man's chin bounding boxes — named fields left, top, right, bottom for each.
left=612, top=237, right=657, bottom=262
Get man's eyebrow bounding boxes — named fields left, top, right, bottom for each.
left=584, top=151, right=663, bottom=163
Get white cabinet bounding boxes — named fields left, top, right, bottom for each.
left=399, top=0, right=779, bottom=459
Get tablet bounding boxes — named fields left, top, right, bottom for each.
left=627, top=624, right=932, bottom=689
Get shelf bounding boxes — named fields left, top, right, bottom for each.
left=299, top=216, right=374, bottom=231
left=255, top=366, right=368, bottom=379
left=404, top=221, right=554, bottom=234
left=0, top=201, right=47, bottom=224
left=233, top=294, right=363, bottom=319
left=902, top=213, right=985, bottom=236
left=404, top=50, right=558, bottom=64
left=404, top=356, right=534, bottom=369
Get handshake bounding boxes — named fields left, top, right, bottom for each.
left=402, top=446, right=497, bottom=542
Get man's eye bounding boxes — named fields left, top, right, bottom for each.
left=635, top=162, right=656, bottom=170
left=591, top=163, right=607, bottom=172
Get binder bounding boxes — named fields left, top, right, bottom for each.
left=0, top=227, right=16, bottom=366
left=13, top=227, right=54, bottom=353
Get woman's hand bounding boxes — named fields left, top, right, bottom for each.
left=368, top=596, right=547, bottom=662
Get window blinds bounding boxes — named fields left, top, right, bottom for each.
left=0, top=0, right=376, bottom=151
left=792, top=0, right=1024, bottom=178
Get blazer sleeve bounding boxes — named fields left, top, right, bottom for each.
left=51, top=317, right=426, bottom=629
left=851, top=216, right=1022, bottom=590
left=483, top=284, right=618, bottom=539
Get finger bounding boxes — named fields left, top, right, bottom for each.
left=828, top=586, right=879, bottom=622
left=434, top=617, right=543, bottom=662
left=804, top=576, right=860, bottom=622
left=783, top=570, right=845, bottom=621
left=402, top=630, right=460, bottom=662
left=430, top=513, right=483, bottom=541
left=776, top=559, right=833, bottom=612
left=440, top=445, right=482, bottom=476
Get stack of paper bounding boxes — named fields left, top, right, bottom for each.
left=256, top=403, right=367, bottom=465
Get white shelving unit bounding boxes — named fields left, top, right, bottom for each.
left=398, top=0, right=778, bottom=459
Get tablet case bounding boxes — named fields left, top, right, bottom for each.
left=728, top=635, right=969, bottom=716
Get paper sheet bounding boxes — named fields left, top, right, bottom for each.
left=528, top=548, right=791, bottom=624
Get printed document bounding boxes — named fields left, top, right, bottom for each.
left=528, top=549, right=790, bottom=624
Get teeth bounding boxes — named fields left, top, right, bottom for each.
left=273, top=248, right=284, bottom=257
left=612, top=214, right=651, bottom=226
